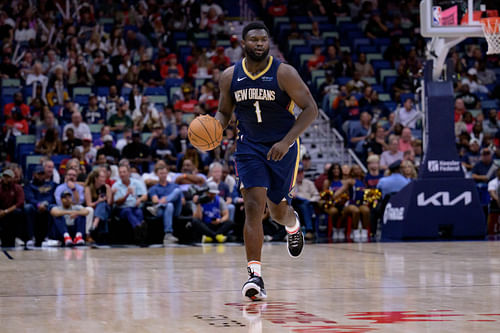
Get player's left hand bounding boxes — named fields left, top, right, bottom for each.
left=267, top=141, right=290, bottom=161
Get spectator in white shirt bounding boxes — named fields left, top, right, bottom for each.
left=26, top=62, right=49, bottom=104
left=14, top=18, right=36, bottom=43
left=461, top=68, right=489, bottom=94
left=395, top=98, right=420, bottom=129
left=63, top=111, right=91, bottom=141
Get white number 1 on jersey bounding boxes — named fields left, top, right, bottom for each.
left=253, top=101, right=262, bottom=123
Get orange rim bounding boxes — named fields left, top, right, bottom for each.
left=481, top=17, right=500, bottom=34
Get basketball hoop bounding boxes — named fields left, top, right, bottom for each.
left=481, top=17, right=500, bottom=54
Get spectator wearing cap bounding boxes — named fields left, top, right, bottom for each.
left=97, top=134, right=120, bottom=165
left=147, top=164, right=183, bottom=244
left=461, top=68, right=489, bottom=94
left=380, top=137, right=404, bottom=170
left=365, top=155, right=384, bottom=188
left=376, top=160, right=410, bottom=198
left=112, top=164, right=148, bottom=244
left=0, top=169, right=25, bottom=247
left=192, top=181, right=234, bottom=243
left=211, top=46, right=230, bottom=70
left=76, top=133, right=97, bottom=165
left=122, top=132, right=152, bottom=173
left=160, top=54, right=184, bottom=79
left=174, top=84, right=199, bottom=113
left=83, top=94, right=106, bottom=124
left=225, top=35, right=243, bottom=64
left=138, top=60, right=164, bottom=88
left=292, top=164, right=320, bottom=240
left=63, top=111, right=91, bottom=141
left=108, top=100, right=133, bottom=133
left=50, top=190, right=89, bottom=247
left=24, top=165, right=57, bottom=247
left=472, top=148, right=497, bottom=184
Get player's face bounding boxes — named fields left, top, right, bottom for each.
left=243, top=29, right=270, bottom=62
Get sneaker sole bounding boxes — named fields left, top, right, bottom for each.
left=242, top=282, right=267, bottom=301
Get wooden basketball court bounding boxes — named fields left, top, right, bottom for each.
left=1, top=241, right=500, bottom=332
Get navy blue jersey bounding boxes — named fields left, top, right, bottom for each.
left=230, top=56, right=295, bottom=143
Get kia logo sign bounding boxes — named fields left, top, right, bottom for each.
left=417, top=191, right=472, bottom=207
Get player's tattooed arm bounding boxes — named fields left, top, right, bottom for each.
left=215, top=66, right=236, bottom=129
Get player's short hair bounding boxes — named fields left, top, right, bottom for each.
left=242, top=22, right=269, bottom=40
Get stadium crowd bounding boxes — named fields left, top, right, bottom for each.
left=1, top=0, right=500, bottom=247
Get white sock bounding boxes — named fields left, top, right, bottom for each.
left=248, top=261, right=261, bottom=277
left=285, top=215, right=300, bottom=234
left=63, top=232, right=70, bottom=238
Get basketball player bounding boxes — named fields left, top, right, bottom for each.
left=215, top=22, right=318, bottom=300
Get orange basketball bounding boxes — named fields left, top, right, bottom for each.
left=188, top=115, right=223, bottom=151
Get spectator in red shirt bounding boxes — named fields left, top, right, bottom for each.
left=160, top=54, right=185, bottom=79
left=307, top=46, right=325, bottom=72
left=211, top=47, right=230, bottom=71
left=0, top=169, right=25, bottom=247
left=174, top=84, right=199, bottom=113
left=4, top=92, right=30, bottom=119
left=4, top=110, right=29, bottom=136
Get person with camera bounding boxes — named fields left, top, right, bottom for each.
left=192, top=181, right=234, bottom=243
left=148, top=165, right=183, bottom=244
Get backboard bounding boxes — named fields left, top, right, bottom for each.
left=420, top=0, right=500, bottom=38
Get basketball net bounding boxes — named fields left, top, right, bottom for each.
left=481, top=17, right=500, bottom=54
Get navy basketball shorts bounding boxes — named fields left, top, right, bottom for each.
left=234, top=136, right=300, bottom=205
